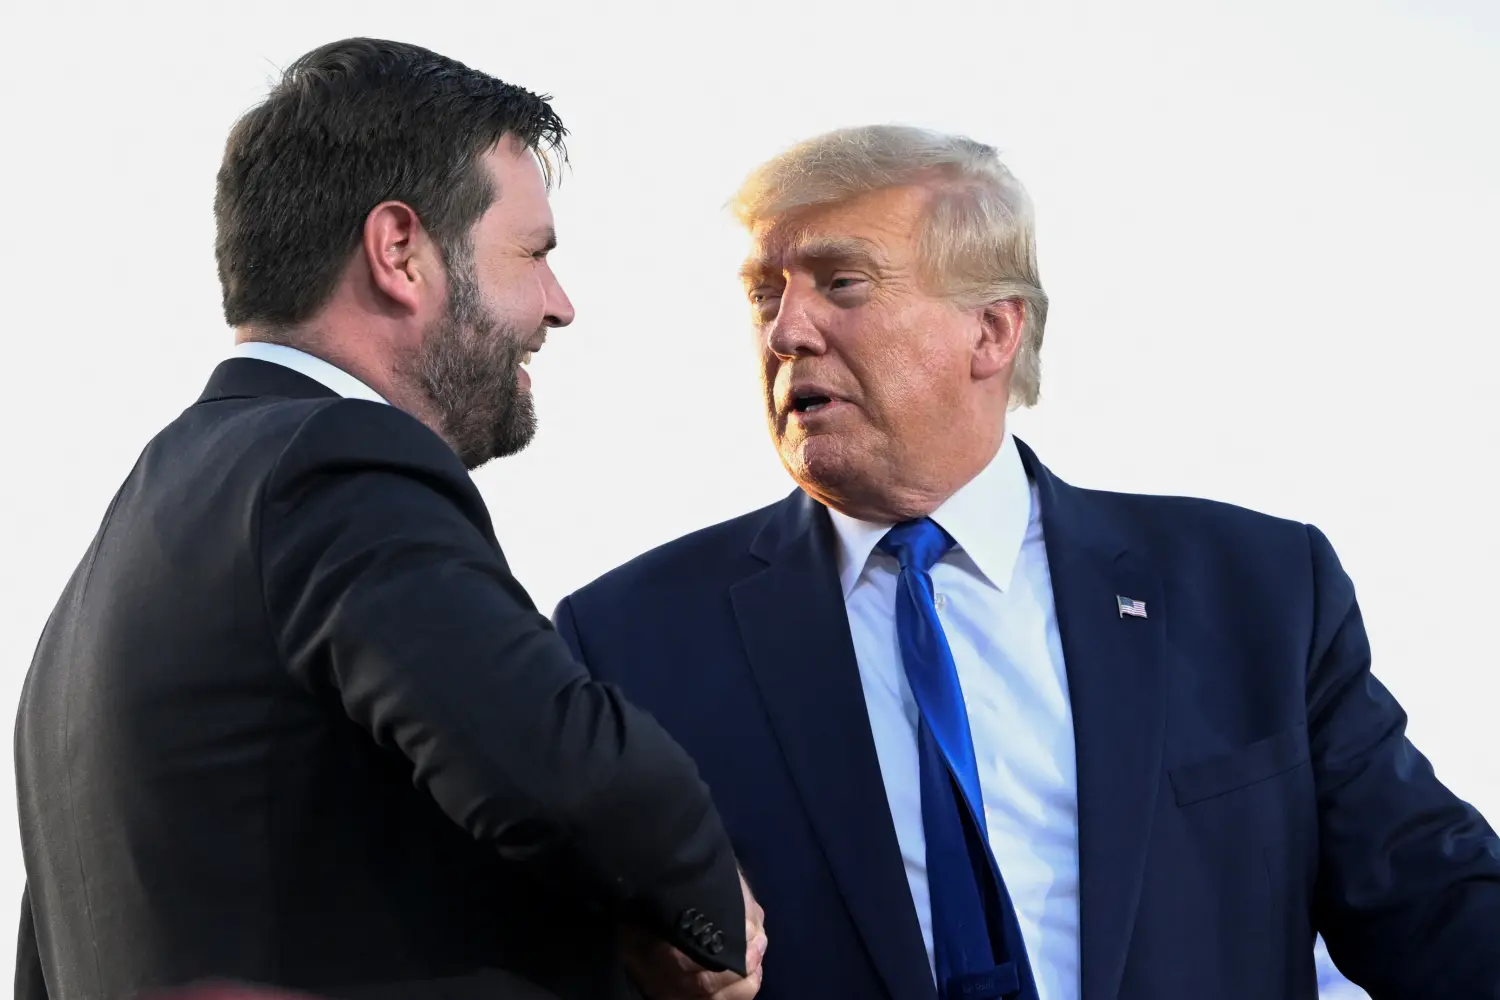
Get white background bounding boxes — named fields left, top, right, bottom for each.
left=1, top=0, right=1495, bottom=994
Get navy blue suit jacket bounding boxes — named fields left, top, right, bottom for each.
left=554, top=441, right=1500, bottom=1000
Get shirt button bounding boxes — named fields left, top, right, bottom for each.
left=934, top=593, right=947, bottom=612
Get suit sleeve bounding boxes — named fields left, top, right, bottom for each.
left=1304, top=524, right=1500, bottom=998
left=15, top=883, right=47, bottom=1000
left=257, top=401, right=745, bottom=974
left=553, top=596, right=587, bottom=668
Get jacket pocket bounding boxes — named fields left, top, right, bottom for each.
left=1169, top=722, right=1310, bottom=806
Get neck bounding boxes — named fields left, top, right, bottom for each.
left=235, top=328, right=457, bottom=453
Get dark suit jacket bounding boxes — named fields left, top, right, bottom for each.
left=554, top=439, right=1500, bottom=1000
left=13, top=358, right=745, bottom=1000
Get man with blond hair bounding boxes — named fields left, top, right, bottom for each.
left=552, top=125, right=1500, bottom=1000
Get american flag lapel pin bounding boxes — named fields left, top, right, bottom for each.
left=1117, top=595, right=1148, bottom=619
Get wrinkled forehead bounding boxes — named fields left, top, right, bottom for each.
left=738, top=186, right=930, bottom=284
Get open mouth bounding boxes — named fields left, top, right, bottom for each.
left=520, top=351, right=534, bottom=366
left=792, top=394, right=834, bottom=414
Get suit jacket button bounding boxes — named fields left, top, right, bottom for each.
left=679, top=908, right=700, bottom=931
left=708, top=930, right=724, bottom=954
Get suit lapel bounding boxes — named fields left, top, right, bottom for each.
left=1019, top=441, right=1168, bottom=1000
left=730, top=493, right=936, bottom=1000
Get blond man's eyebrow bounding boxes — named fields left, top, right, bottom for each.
left=739, top=236, right=888, bottom=282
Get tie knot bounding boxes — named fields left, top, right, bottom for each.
left=877, top=518, right=954, bottom=573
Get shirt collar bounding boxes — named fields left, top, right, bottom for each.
left=230, top=341, right=388, bottom=405
left=825, top=432, right=1034, bottom=598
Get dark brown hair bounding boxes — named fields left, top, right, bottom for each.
left=213, top=37, right=567, bottom=330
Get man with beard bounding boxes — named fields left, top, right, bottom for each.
left=13, top=38, right=762, bottom=1000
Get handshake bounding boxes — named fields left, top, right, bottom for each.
left=622, top=872, right=768, bottom=1000
left=143, top=875, right=768, bottom=1000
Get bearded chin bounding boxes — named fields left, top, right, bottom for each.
left=412, top=299, right=539, bottom=471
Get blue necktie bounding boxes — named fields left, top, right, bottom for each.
left=879, top=519, right=1037, bottom=1000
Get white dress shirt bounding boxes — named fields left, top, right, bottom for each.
left=826, top=432, right=1080, bottom=1000
left=230, top=341, right=388, bottom=405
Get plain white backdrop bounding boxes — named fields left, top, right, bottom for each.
left=0, top=0, right=1495, bottom=994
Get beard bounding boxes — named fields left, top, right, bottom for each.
left=408, top=251, right=542, bottom=471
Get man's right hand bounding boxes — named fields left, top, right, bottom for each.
left=622, top=870, right=767, bottom=1000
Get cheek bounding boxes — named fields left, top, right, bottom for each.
left=847, top=317, right=962, bottom=413
left=759, top=349, right=778, bottom=390
left=756, top=342, right=781, bottom=402
left=479, top=263, right=546, bottom=324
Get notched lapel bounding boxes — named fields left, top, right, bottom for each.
left=730, top=494, right=936, bottom=1000
left=1022, top=441, right=1169, bottom=1000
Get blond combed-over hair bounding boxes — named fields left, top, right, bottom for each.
left=729, top=125, right=1048, bottom=407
